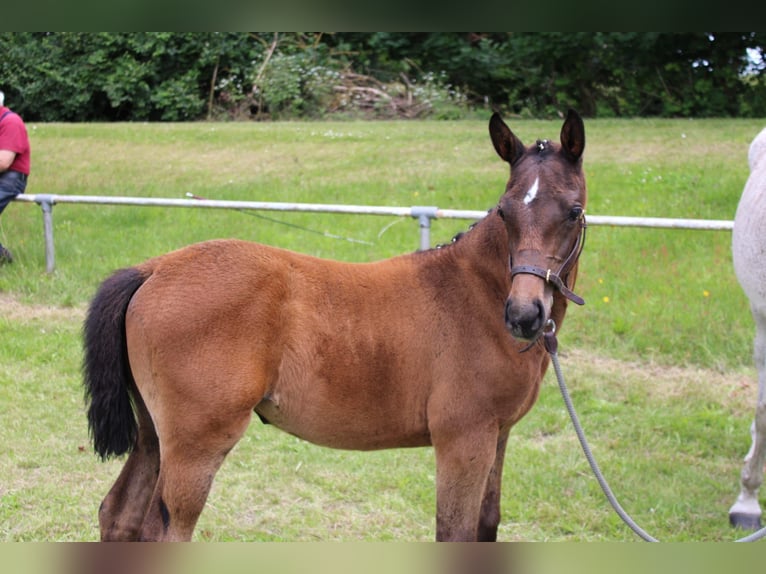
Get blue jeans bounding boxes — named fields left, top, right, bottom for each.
left=0, top=170, right=27, bottom=215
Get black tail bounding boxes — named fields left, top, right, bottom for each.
left=83, top=267, right=148, bottom=460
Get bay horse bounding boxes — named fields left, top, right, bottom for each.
left=730, top=125, right=766, bottom=531
left=83, top=111, right=587, bottom=542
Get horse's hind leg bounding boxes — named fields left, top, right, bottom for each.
left=99, top=392, right=160, bottom=541
left=477, top=427, right=511, bottom=541
left=138, top=408, right=253, bottom=541
left=730, top=311, right=766, bottom=530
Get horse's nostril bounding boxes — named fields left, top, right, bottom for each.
left=534, top=299, right=545, bottom=329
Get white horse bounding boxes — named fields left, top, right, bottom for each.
left=730, top=126, right=766, bottom=530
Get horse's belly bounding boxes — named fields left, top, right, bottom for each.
left=254, top=397, right=431, bottom=451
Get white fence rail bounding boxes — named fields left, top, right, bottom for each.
left=14, top=194, right=734, bottom=273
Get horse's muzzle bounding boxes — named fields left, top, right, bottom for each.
left=504, top=297, right=546, bottom=341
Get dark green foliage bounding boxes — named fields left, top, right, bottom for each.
left=0, top=32, right=764, bottom=121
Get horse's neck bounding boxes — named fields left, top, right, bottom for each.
left=451, top=209, right=512, bottom=294
left=463, top=208, right=509, bottom=261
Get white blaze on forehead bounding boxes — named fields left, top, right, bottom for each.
left=523, top=176, right=539, bottom=205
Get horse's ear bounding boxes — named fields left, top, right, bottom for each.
left=560, top=109, right=585, bottom=163
left=489, top=113, right=525, bottom=166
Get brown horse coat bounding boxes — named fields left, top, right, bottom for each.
left=83, top=111, right=587, bottom=541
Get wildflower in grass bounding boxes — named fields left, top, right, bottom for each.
left=603, top=296, right=610, bottom=303
left=703, top=290, right=710, bottom=298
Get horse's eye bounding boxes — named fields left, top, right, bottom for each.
left=497, top=207, right=505, bottom=221
left=568, top=206, right=583, bottom=221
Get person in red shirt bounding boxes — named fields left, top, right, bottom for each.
left=0, top=89, right=31, bottom=264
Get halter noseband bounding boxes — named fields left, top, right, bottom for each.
left=510, top=214, right=587, bottom=306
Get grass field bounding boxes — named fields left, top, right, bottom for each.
left=1, top=117, right=765, bottom=542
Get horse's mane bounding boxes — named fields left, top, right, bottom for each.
left=431, top=207, right=495, bottom=252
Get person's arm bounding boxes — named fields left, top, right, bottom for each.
left=0, top=149, right=15, bottom=171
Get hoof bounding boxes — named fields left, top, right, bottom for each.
left=729, top=512, right=762, bottom=531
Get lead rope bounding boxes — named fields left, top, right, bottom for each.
left=542, top=320, right=766, bottom=543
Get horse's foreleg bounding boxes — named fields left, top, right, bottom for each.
left=433, top=425, right=498, bottom=542
left=730, top=313, right=766, bottom=530
left=477, top=427, right=511, bottom=541
left=99, top=395, right=160, bottom=541
left=730, top=406, right=766, bottom=530
left=138, top=410, right=253, bottom=541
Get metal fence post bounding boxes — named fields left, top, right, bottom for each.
left=411, top=206, right=439, bottom=251
left=35, top=195, right=56, bottom=273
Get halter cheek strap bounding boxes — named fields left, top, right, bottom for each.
left=510, top=215, right=587, bottom=306
left=511, top=264, right=585, bottom=305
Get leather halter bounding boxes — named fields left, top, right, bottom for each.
left=510, top=214, right=587, bottom=306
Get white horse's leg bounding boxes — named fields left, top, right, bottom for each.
left=729, top=311, right=766, bottom=530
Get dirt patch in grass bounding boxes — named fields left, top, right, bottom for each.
left=0, top=293, right=85, bottom=323
left=559, top=347, right=756, bottom=414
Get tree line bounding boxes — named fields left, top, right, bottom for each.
left=1, top=32, right=764, bottom=122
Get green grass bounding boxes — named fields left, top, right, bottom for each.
left=1, top=118, right=764, bottom=542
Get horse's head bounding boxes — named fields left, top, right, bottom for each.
left=489, top=110, right=587, bottom=343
